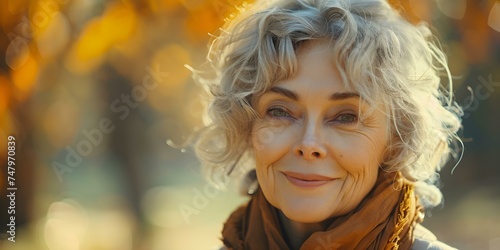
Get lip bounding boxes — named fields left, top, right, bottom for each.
left=282, top=171, right=335, bottom=188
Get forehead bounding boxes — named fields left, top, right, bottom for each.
left=303, top=40, right=384, bottom=102
left=250, top=39, right=382, bottom=108
left=270, top=41, right=361, bottom=98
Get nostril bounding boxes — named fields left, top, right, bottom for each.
left=312, top=152, right=320, bottom=158
left=298, top=150, right=304, bottom=156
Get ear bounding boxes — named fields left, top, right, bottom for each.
left=239, top=169, right=259, bottom=196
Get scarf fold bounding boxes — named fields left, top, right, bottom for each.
left=222, top=171, right=424, bottom=250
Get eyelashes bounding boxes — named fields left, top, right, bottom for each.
left=265, top=106, right=358, bottom=125
left=267, top=107, right=292, bottom=118
left=335, top=113, right=357, bottom=124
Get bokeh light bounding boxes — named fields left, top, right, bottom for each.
left=0, top=0, right=499, bottom=249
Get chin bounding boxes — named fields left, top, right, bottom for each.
left=281, top=206, right=331, bottom=223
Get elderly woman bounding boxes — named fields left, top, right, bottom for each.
left=192, top=0, right=462, bottom=249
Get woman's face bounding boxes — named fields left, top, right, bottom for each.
left=251, top=41, right=389, bottom=223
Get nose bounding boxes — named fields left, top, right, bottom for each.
left=294, top=121, right=327, bottom=160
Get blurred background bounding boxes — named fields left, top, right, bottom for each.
left=0, top=0, right=499, bottom=249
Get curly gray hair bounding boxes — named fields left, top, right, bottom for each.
left=191, top=0, right=462, bottom=207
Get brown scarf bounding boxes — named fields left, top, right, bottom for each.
left=221, top=171, right=424, bottom=250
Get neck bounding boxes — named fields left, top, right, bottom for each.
left=278, top=211, right=330, bottom=250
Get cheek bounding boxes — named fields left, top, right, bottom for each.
left=253, top=151, right=283, bottom=210
left=252, top=121, right=295, bottom=209
left=252, top=121, right=295, bottom=165
left=330, top=129, right=388, bottom=172
left=329, top=131, right=385, bottom=185
left=335, top=130, right=387, bottom=204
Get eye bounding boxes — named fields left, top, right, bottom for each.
left=335, top=113, right=358, bottom=124
left=267, top=107, right=291, bottom=118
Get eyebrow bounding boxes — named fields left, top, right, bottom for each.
left=269, top=86, right=298, bottom=100
left=269, top=86, right=360, bottom=101
left=329, top=92, right=360, bottom=101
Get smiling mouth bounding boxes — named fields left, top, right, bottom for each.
left=282, top=171, right=335, bottom=188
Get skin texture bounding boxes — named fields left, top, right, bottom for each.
left=251, top=41, right=390, bottom=248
